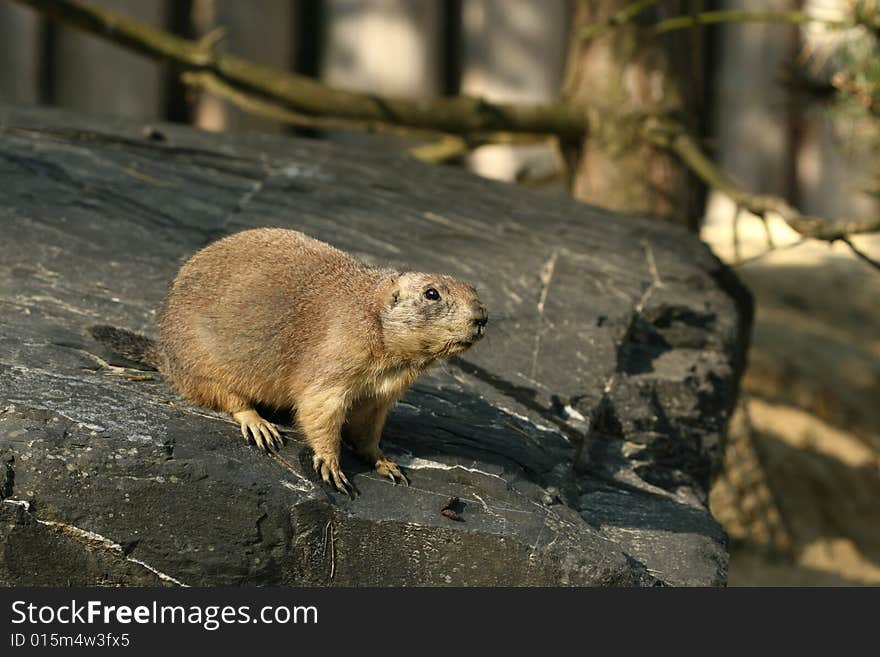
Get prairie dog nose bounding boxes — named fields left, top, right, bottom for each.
left=471, top=302, right=488, bottom=327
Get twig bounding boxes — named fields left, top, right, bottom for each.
left=840, top=236, right=880, bottom=272
left=732, top=237, right=809, bottom=268
left=581, top=6, right=852, bottom=42
left=760, top=213, right=776, bottom=250
left=182, top=70, right=548, bottom=163
left=182, top=71, right=429, bottom=136
left=413, top=131, right=555, bottom=163
left=12, top=0, right=589, bottom=139
left=732, top=204, right=742, bottom=264
left=321, top=520, right=336, bottom=581
left=651, top=10, right=850, bottom=34
left=14, top=0, right=879, bottom=262
left=181, top=71, right=466, bottom=162
left=643, top=118, right=880, bottom=242
left=408, top=136, right=470, bottom=163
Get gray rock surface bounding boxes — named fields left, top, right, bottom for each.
left=0, top=105, right=750, bottom=586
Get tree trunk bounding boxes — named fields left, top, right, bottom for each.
left=563, top=0, right=705, bottom=230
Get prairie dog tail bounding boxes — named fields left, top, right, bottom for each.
left=87, top=325, right=162, bottom=370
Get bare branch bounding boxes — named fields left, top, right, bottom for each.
left=581, top=6, right=852, bottom=42
left=181, top=71, right=467, bottom=163
left=732, top=238, right=809, bottom=268
left=840, top=237, right=880, bottom=272
left=11, top=0, right=879, bottom=266
left=12, top=0, right=589, bottom=139
left=182, top=71, right=551, bottom=163
left=643, top=118, right=880, bottom=242
left=651, top=10, right=850, bottom=34
left=407, top=137, right=471, bottom=163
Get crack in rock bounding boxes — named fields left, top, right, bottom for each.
left=1, top=451, right=13, bottom=499
left=530, top=249, right=559, bottom=379
left=2, top=499, right=188, bottom=587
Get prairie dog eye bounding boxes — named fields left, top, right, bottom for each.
left=424, top=288, right=440, bottom=301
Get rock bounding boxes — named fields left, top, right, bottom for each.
left=0, top=104, right=751, bottom=586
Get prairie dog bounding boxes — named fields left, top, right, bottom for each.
left=91, top=228, right=487, bottom=492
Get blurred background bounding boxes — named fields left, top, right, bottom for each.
left=1, top=0, right=878, bottom=585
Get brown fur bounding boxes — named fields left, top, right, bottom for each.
left=158, top=227, right=487, bottom=491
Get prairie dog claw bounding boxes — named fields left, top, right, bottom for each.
left=233, top=409, right=283, bottom=452
left=313, top=453, right=352, bottom=494
left=375, top=457, right=409, bottom=486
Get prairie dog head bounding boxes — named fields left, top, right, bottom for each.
left=378, top=272, right=487, bottom=363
